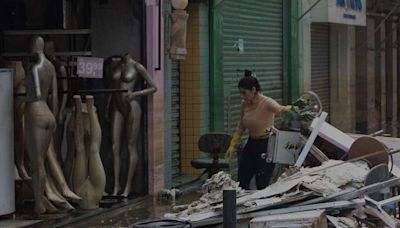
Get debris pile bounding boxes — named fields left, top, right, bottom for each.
left=164, top=93, right=400, bottom=227
left=164, top=125, right=400, bottom=227
left=166, top=160, right=374, bottom=225
left=165, top=172, right=246, bottom=221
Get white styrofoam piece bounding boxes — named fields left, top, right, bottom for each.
left=295, top=112, right=327, bottom=167
left=310, top=117, right=355, bottom=152
left=0, top=69, right=15, bottom=215
left=250, top=209, right=327, bottom=228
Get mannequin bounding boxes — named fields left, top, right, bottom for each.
left=24, top=36, right=80, bottom=214
left=67, top=95, right=106, bottom=209
left=105, top=54, right=157, bottom=197
left=24, top=35, right=59, bottom=215
left=44, top=41, right=68, bottom=125
left=41, top=41, right=81, bottom=206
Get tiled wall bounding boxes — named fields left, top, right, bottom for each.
left=180, top=1, right=210, bottom=176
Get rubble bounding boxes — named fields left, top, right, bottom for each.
left=165, top=171, right=246, bottom=221
left=164, top=105, right=400, bottom=227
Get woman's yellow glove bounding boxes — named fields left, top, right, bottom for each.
left=224, top=132, right=241, bottom=161
left=283, top=105, right=300, bottom=113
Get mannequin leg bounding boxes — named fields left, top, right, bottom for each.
left=25, top=105, right=55, bottom=214
left=111, top=109, right=124, bottom=195
left=47, top=176, right=74, bottom=211
left=41, top=195, right=58, bottom=214
left=86, top=96, right=106, bottom=194
left=47, top=138, right=81, bottom=201
left=15, top=101, right=30, bottom=180
left=72, top=95, right=89, bottom=190
left=44, top=175, right=65, bottom=204
left=64, top=113, right=75, bottom=186
left=122, top=101, right=141, bottom=197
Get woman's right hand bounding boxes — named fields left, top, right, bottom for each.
left=224, top=145, right=235, bottom=161
left=224, top=132, right=241, bottom=161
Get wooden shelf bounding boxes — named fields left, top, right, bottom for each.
left=1, top=51, right=92, bottom=57
left=2, top=29, right=91, bottom=35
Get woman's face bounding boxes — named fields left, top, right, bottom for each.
left=239, top=87, right=256, bottom=102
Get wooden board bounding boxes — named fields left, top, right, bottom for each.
left=347, top=136, right=389, bottom=168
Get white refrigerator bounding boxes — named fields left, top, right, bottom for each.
left=0, top=69, right=14, bottom=215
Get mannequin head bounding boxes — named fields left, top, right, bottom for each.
left=44, top=41, right=56, bottom=59
left=30, top=36, right=45, bottom=54
left=171, top=0, right=188, bottom=10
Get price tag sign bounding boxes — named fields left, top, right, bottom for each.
left=77, top=57, right=104, bottom=78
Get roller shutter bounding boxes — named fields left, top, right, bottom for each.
left=223, top=0, right=284, bottom=133
left=311, top=23, right=330, bottom=116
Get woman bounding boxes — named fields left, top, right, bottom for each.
left=225, top=70, right=288, bottom=190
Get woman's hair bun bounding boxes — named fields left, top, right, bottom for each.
left=244, top=69, right=252, bottom=77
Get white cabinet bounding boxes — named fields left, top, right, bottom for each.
left=0, top=69, right=14, bottom=215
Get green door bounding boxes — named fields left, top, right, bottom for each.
left=222, top=0, right=284, bottom=134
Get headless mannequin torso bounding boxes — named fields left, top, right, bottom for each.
left=107, top=54, right=157, bottom=197
left=69, top=95, right=105, bottom=209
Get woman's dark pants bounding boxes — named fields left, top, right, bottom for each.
left=238, top=137, right=275, bottom=190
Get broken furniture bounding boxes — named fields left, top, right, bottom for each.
left=265, top=127, right=302, bottom=165
left=295, top=111, right=390, bottom=168
left=190, top=133, right=231, bottom=178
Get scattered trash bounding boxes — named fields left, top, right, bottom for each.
left=162, top=93, right=400, bottom=227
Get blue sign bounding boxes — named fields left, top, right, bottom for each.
left=336, top=0, right=362, bottom=11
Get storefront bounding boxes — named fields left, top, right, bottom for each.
left=310, top=23, right=331, bottom=116
left=300, top=0, right=367, bottom=132
left=0, top=0, right=164, bottom=220
left=220, top=0, right=286, bottom=136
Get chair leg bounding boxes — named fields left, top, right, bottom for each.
left=194, top=170, right=208, bottom=181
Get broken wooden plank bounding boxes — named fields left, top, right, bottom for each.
left=238, top=191, right=314, bottom=214
left=192, top=199, right=365, bottom=227
left=295, top=112, right=327, bottom=167
left=295, top=188, right=356, bottom=206
left=379, top=195, right=400, bottom=207
left=327, top=215, right=356, bottom=228
left=335, top=177, right=400, bottom=201
left=300, top=135, right=329, bottom=163
left=364, top=206, right=400, bottom=228
left=249, top=209, right=327, bottom=228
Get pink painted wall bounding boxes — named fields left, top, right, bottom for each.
left=145, top=0, right=165, bottom=196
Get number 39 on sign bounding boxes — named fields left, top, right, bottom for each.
left=77, top=57, right=104, bottom=78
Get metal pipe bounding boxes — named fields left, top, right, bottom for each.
left=14, top=88, right=129, bottom=96
left=297, top=0, right=323, bottom=22
left=223, top=189, right=236, bottom=228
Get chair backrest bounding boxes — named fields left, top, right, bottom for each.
left=198, top=133, right=231, bottom=155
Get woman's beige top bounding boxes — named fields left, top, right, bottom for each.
left=239, top=94, right=282, bottom=137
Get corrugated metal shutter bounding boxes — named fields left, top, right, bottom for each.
left=171, top=60, right=181, bottom=178
left=223, top=0, right=284, bottom=134
left=311, top=23, right=330, bottom=116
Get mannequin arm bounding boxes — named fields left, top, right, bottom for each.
left=51, top=69, right=59, bottom=117
left=125, top=63, right=157, bottom=101
left=57, top=66, right=68, bottom=122
left=32, top=66, right=41, bottom=98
